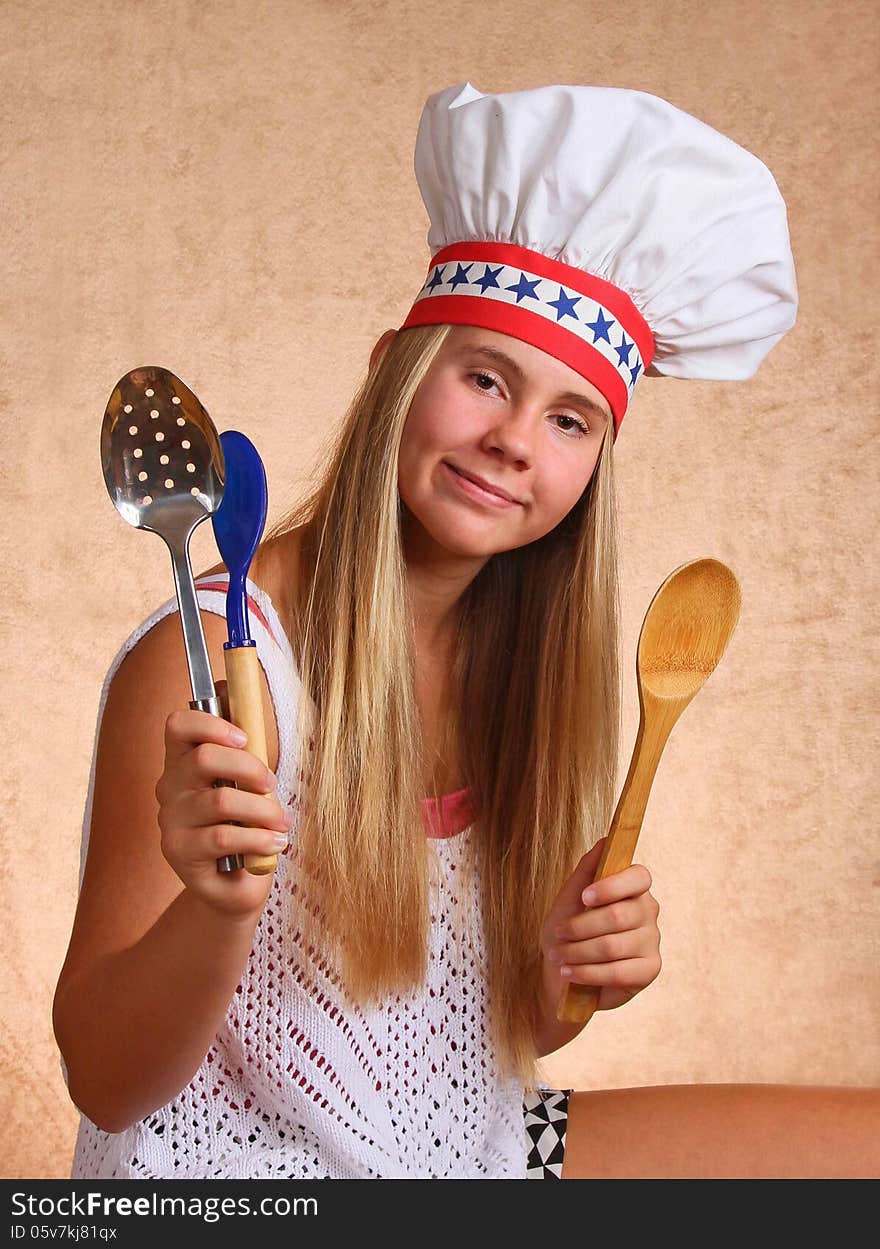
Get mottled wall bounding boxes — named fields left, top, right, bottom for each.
left=1, top=0, right=877, bottom=1179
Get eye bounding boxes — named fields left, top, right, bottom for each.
left=470, top=371, right=501, bottom=394
left=554, top=414, right=591, bottom=437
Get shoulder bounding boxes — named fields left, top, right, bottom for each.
left=194, top=523, right=306, bottom=633
left=97, top=603, right=233, bottom=800
left=111, top=598, right=229, bottom=710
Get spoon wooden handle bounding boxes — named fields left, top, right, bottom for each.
left=223, top=644, right=278, bottom=876
left=557, top=687, right=680, bottom=1024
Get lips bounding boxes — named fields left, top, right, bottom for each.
left=445, top=462, right=520, bottom=505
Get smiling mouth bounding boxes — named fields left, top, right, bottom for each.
left=444, top=461, right=521, bottom=507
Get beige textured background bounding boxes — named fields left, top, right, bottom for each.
left=1, top=0, right=877, bottom=1179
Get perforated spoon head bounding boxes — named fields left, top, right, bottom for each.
left=100, top=366, right=225, bottom=546
left=637, top=558, right=742, bottom=705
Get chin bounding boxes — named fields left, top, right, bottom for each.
left=405, top=509, right=507, bottom=560
left=432, top=526, right=503, bottom=559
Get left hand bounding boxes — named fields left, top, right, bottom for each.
left=540, top=835, right=662, bottom=1013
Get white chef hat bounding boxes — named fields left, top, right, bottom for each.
left=399, top=81, right=798, bottom=439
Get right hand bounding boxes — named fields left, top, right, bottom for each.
left=155, top=705, right=292, bottom=919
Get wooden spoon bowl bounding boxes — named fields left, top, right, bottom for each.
left=557, top=558, right=742, bottom=1025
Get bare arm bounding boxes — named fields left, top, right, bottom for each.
left=53, top=609, right=288, bottom=1133
left=55, top=886, right=261, bottom=1132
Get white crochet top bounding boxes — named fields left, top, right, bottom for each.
left=67, top=575, right=532, bottom=1179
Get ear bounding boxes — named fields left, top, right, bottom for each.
left=369, top=328, right=398, bottom=373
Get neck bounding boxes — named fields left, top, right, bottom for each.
left=401, top=513, right=487, bottom=656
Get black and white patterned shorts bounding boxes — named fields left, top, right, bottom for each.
left=522, top=1086, right=572, bottom=1178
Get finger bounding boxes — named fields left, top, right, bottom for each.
left=164, top=707, right=248, bottom=761
left=184, top=783, right=291, bottom=834
left=182, top=741, right=276, bottom=794
left=580, top=861, right=653, bottom=908
left=178, top=822, right=292, bottom=867
left=552, top=925, right=647, bottom=968
left=558, top=955, right=660, bottom=989
left=554, top=897, right=646, bottom=944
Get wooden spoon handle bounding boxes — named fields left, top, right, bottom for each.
left=223, top=644, right=278, bottom=876
left=557, top=690, right=676, bottom=1024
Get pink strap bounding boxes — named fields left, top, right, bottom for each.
left=421, top=785, right=476, bottom=839
left=195, top=578, right=281, bottom=650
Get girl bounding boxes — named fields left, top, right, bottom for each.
left=56, top=83, right=869, bottom=1181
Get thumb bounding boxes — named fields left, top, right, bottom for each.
left=554, top=836, right=608, bottom=913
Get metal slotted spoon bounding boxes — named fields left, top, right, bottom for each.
left=101, top=366, right=225, bottom=717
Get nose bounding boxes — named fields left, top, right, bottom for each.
left=480, top=401, right=537, bottom=467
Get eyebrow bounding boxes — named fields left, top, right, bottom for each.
left=459, top=342, right=610, bottom=424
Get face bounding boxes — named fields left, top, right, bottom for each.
left=394, top=325, right=612, bottom=561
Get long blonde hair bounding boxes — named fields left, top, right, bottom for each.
left=263, top=323, right=621, bottom=1090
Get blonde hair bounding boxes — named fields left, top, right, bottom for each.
left=263, top=323, right=621, bottom=1090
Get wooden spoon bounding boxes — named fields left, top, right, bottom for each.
left=557, top=558, right=742, bottom=1025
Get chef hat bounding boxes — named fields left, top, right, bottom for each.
left=399, top=82, right=798, bottom=438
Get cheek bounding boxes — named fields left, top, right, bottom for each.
left=397, top=407, right=439, bottom=506
left=535, top=455, right=597, bottom=519
left=397, top=410, right=432, bottom=489
left=399, top=384, right=471, bottom=476
left=405, top=380, right=471, bottom=448
left=515, top=459, right=596, bottom=544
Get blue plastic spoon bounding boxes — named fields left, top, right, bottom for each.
left=211, top=430, right=275, bottom=875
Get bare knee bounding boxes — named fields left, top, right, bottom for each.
left=561, top=1084, right=880, bottom=1179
